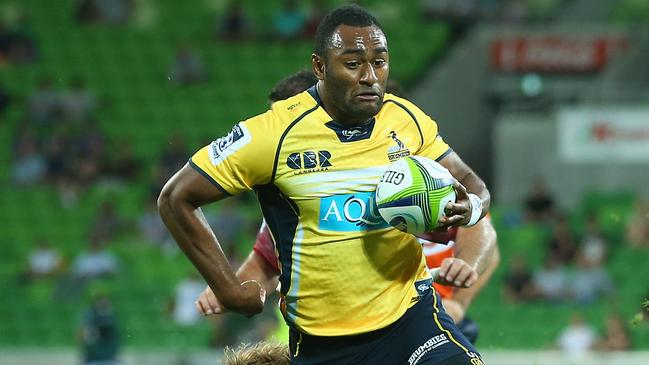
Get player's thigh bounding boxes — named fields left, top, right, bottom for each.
left=386, top=290, right=481, bottom=365
left=421, top=351, right=485, bottom=365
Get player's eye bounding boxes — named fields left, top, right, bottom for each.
left=345, top=61, right=359, bottom=69
left=374, top=59, right=386, bottom=67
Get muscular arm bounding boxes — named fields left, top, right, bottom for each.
left=436, top=218, right=498, bottom=287
left=439, top=218, right=499, bottom=322
left=452, top=218, right=500, bottom=311
left=158, top=163, right=264, bottom=316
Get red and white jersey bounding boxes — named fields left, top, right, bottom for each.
left=252, top=220, right=280, bottom=272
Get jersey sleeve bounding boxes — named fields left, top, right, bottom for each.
left=189, top=111, right=278, bottom=195
left=252, top=221, right=280, bottom=273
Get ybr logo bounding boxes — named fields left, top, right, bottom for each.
left=287, top=150, right=332, bottom=172
left=319, top=192, right=389, bottom=232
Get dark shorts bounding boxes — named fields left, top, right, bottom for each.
left=288, top=290, right=483, bottom=365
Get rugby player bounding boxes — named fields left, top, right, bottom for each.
left=159, top=5, right=490, bottom=364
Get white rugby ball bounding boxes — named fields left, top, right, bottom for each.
left=375, top=156, right=456, bottom=234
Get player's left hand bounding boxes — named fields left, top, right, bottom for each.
left=437, top=181, right=471, bottom=228
left=195, top=285, right=227, bottom=316
left=435, top=257, right=478, bottom=288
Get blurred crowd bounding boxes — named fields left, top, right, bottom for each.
left=498, top=177, right=649, bottom=355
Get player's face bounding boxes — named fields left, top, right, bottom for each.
left=319, top=25, right=389, bottom=125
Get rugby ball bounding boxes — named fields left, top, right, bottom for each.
left=375, top=156, right=456, bottom=234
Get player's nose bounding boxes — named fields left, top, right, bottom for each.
left=359, top=63, right=378, bottom=86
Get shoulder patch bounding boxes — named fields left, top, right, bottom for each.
left=208, top=123, right=252, bottom=166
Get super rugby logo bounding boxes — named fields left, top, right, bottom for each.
left=208, top=124, right=251, bottom=166
left=319, top=192, right=389, bottom=232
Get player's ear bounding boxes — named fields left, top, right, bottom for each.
left=312, top=53, right=325, bottom=80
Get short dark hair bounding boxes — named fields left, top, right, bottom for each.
left=268, top=69, right=318, bottom=102
left=314, top=4, right=384, bottom=58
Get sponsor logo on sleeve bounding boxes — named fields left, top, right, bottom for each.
left=208, top=123, right=251, bottom=166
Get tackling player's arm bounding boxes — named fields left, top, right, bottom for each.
left=437, top=152, right=491, bottom=228
left=440, top=218, right=499, bottom=322
left=158, top=164, right=265, bottom=316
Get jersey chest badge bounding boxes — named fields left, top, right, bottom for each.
left=387, top=131, right=411, bottom=161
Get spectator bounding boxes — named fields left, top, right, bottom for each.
left=61, top=77, right=98, bottom=121
left=26, top=77, right=60, bottom=124
left=55, top=239, right=119, bottom=301
left=523, top=178, right=556, bottom=223
left=626, top=199, right=649, bottom=248
left=76, top=0, right=132, bottom=25
left=10, top=128, right=46, bottom=185
left=0, top=82, right=10, bottom=118
left=0, top=12, right=39, bottom=64
left=79, top=296, right=121, bottom=365
left=106, top=139, right=140, bottom=182
left=548, top=215, right=577, bottom=264
left=170, top=272, right=205, bottom=326
left=23, top=239, right=63, bottom=282
left=302, top=0, right=325, bottom=37
left=502, top=254, right=535, bottom=303
left=532, top=255, right=568, bottom=303
left=273, top=0, right=306, bottom=40
left=159, top=134, right=188, bottom=180
left=72, top=120, right=107, bottom=187
left=597, top=312, right=631, bottom=351
left=579, top=215, right=607, bottom=266
left=89, top=201, right=126, bottom=246
left=217, top=1, right=252, bottom=41
left=137, top=194, right=175, bottom=255
left=569, top=250, right=613, bottom=305
left=557, top=312, right=598, bottom=360
left=168, top=44, right=208, bottom=85
left=72, top=241, right=120, bottom=279
left=44, top=129, right=71, bottom=183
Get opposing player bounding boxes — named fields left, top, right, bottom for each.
left=159, top=5, right=489, bottom=364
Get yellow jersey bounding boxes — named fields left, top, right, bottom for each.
left=190, top=86, right=452, bottom=336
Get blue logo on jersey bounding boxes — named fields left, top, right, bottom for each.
left=319, top=192, right=389, bottom=231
